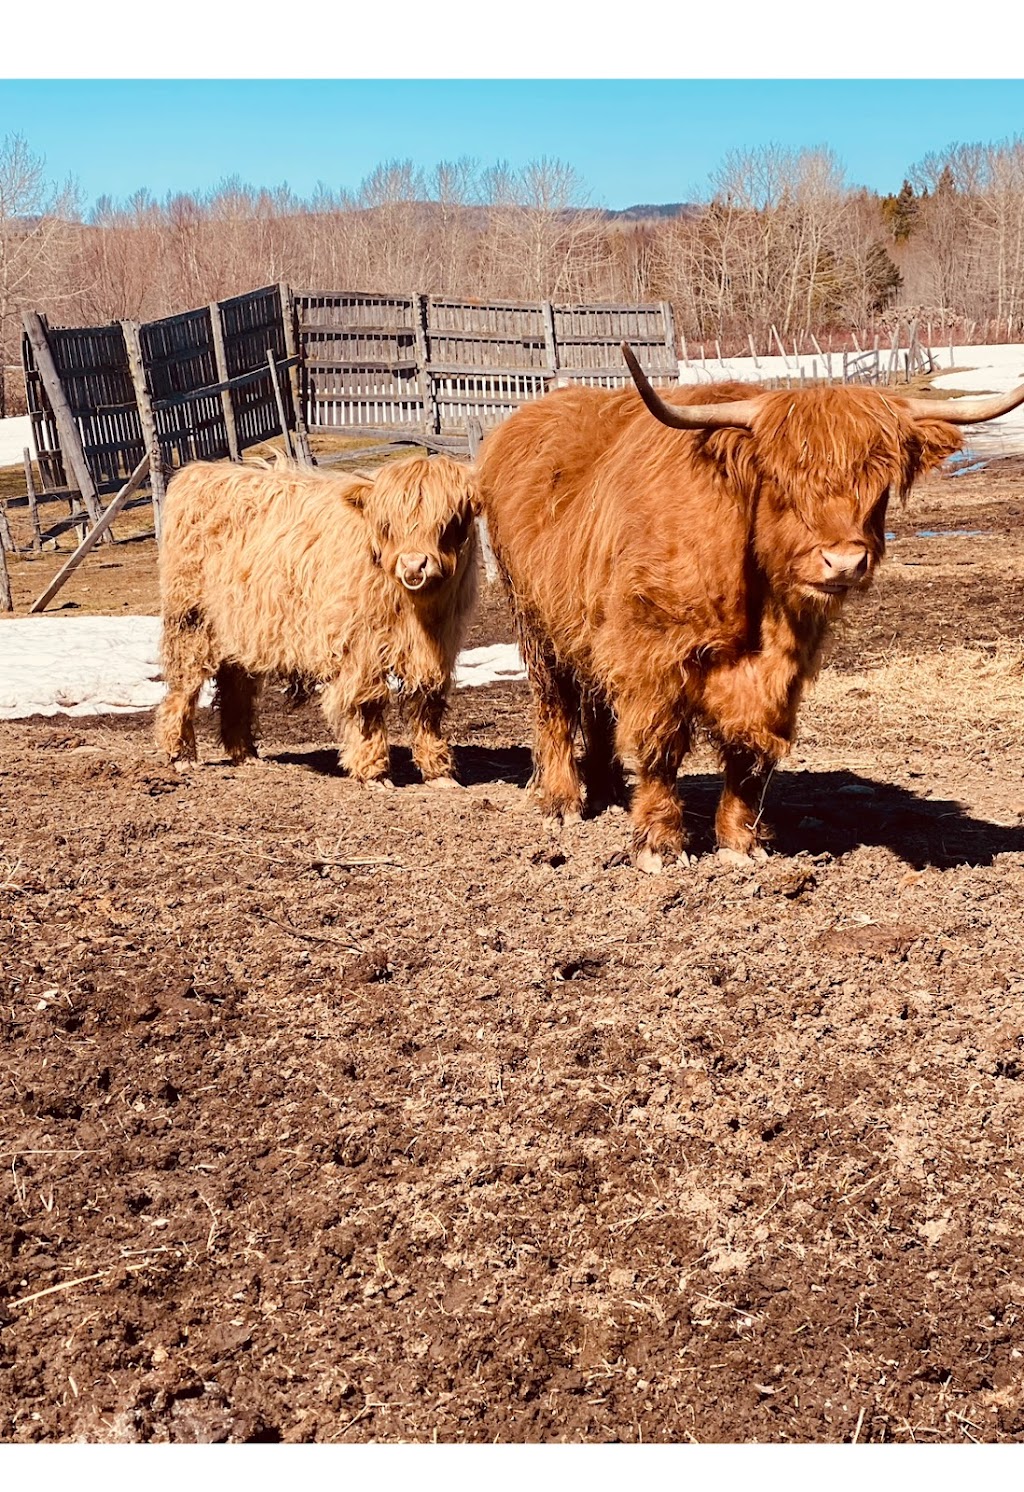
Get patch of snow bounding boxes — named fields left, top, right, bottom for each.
left=0, top=616, right=525, bottom=720
left=0, top=415, right=36, bottom=468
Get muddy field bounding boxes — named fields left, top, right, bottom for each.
left=1, top=460, right=1023, bottom=1443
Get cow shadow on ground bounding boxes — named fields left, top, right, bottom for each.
left=267, top=742, right=1022, bottom=869
left=672, top=768, right=1024, bottom=870
left=264, top=743, right=534, bottom=790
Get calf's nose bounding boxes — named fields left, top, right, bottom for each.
left=820, top=544, right=869, bottom=581
left=398, top=552, right=430, bottom=589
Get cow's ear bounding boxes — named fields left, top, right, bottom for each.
left=909, top=417, right=963, bottom=476
left=340, top=476, right=372, bottom=511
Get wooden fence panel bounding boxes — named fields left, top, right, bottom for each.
left=140, top=306, right=228, bottom=467
left=21, top=328, right=66, bottom=494
left=295, top=291, right=429, bottom=432
left=552, top=302, right=677, bottom=385
left=220, top=285, right=293, bottom=449
left=22, top=320, right=144, bottom=494
left=425, top=296, right=554, bottom=432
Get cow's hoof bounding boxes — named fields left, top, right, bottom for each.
left=366, top=776, right=396, bottom=792
left=429, top=774, right=463, bottom=791
left=635, top=845, right=664, bottom=875
left=717, top=845, right=768, bottom=868
left=172, top=758, right=194, bottom=775
left=543, top=805, right=582, bottom=829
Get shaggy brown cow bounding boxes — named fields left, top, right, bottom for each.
left=476, top=345, right=1024, bottom=871
left=155, top=453, right=478, bottom=783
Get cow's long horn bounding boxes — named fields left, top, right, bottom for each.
left=898, top=384, right=1024, bottom=425
left=621, top=342, right=759, bottom=430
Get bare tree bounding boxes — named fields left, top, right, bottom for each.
left=0, top=133, right=81, bottom=415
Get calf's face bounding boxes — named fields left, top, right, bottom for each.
left=356, top=455, right=477, bottom=596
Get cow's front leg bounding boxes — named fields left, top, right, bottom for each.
left=324, top=682, right=391, bottom=782
left=618, top=696, right=692, bottom=874
left=407, top=687, right=455, bottom=783
left=715, top=742, right=776, bottom=859
left=520, top=634, right=583, bottom=823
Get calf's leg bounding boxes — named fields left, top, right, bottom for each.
left=580, top=691, right=627, bottom=815
left=155, top=614, right=211, bottom=762
left=215, top=662, right=261, bottom=764
left=323, top=680, right=391, bottom=783
left=715, top=742, right=775, bottom=858
left=407, top=688, right=455, bottom=782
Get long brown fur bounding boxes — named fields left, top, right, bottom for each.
left=155, top=453, right=478, bottom=782
left=476, top=379, right=964, bottom=868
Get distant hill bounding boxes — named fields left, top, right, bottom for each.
left=602, top=203, right=698, bottom=222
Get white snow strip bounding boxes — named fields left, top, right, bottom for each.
left=677, top=343, right=1024, bottom=458
left=0, top=616, right=525, bottom=720
left=0, top=415, right=36, bottom=468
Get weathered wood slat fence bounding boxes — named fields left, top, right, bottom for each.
left=20, top=287, right=677, bottom=512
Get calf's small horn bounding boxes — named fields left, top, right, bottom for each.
left=898, top=384, right=1024, bottom=425
left=621, top=342, right=760, bottom=431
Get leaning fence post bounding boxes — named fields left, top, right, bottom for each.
left=30, top=454, right=150, bottom=615
left=267, top=347, right=295, bottom=459
left=122, top=319, right=167, bottom=538
left=22, top=309, right=107, bottom=539
left=278, top=282, right=313, bottom=465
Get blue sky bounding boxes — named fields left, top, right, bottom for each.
left=3, top=77, right=1024, bottom=215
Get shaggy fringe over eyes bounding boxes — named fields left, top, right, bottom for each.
left=748, top=386, right=963, bottom=516
left=364, top=455, right=476, bottom=534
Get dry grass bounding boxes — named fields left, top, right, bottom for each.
left=811, top=646, right=1023, bottom=744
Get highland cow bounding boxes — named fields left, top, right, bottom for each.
left=476, top=343, right=1024, bottom=872
left=155, top=453, right=478, bottom=783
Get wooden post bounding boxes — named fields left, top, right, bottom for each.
left=466, top=417, right=498, bottom=585
left=886, top=322, right=901, bottom=385
left=0, top=530, right=11, bottom=612
left=0, top=501, right=14, bottom=554
left=266, top=348, right=295, bottom=459
left=541, top=300, right=559, bottom=385
left=660, top=301, right=678, bottom=377
left=30, top=454, right=150, bottom=614
left=148, top=436, right=165, bottom=544
left=278, top=282, right=313, bottom=465
left=770, top=324, right=791, bottom=370
left=413, top=292, right=439, bottom=436
left=747, top=333, right=760, bottom=368
left=23, top=448, right=41, bottom=553
left=714, top=338, right=723, bottom=366
left=121, top=319, right=168, bottom=539
left=208, top=301, right=241, bottom=461
left=22, top=310, right=106, bottom=535
left=843, top=350, right=849, bottom=383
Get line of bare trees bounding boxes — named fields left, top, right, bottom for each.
left=5, top=130, right=1024, bottom=415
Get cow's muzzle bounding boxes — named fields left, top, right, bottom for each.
left=814, top=545, right=870, bottom=591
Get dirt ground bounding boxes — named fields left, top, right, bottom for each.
left=1, top=459, right=1024, bottom=1443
